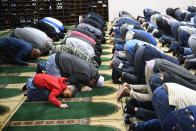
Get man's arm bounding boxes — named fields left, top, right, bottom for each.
left=67, top=73, right=90, bottom=85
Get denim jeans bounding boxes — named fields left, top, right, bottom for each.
left=113, top=28, right=121, bottom=38
left=152, top=86, right=175, bottom=124
left=46, top=54, right=61, bottom=77
left=163, top=105, right=196, bottom=131
left=178, top=29, right=190, bottom=47
left=188, top=6, right=196, bottom=13
left=122, top=72, right=138, bottom=84
left=136, top=119, right=161, bottom=131
left=36, top=61, right=47, bottom=73
left=135, top=86, right=175, bottom=131
left=183, top=47, right=192, bottom=55
left=27, top=77, right=50, bottom=101
left=136, top=87, right=196, bottom=131
left=171, top=22, right=185, bottom=41
left=114, top=43, right=125, bottom=51
left=175, top=10, right=182, bottom=21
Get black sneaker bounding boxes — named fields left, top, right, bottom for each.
left=112, top=68, right=122, bottom=84
left=177, top=54, right=185, bottom=65
left=124, top=113, right=132, bottom=124
left=129, top=122, right=137, bottom=131
left=184, top=62, right=193, bottom=70
left=22, top=84, right=27, bottom=91
left=176, top=46, right=184, bottom=57
left=124, top=99, right=137, bottom=116
left=173, top=46, right=180, bottom=56
left=166, top=42, right=176, bottom=53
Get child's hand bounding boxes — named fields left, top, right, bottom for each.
left=60, top=104, right=69, bottom=109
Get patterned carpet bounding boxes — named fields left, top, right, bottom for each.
left=0, top=23, right=127, bottom=131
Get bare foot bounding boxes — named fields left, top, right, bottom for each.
left=110, top=61, right=114, bottom=68
left=122, top=83, right=131, bottom=89
left=117, top=86, right=130, bottom=101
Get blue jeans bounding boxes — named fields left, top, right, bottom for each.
left=178, top=29, right=190, bottom=47
left=136, top=119, right=161, bottom=131
left=36, top=61, right=47, bottom=73
left=46, top=53, right=61, bottom=77
left=113, top=28, right=121, bottom=38
left=175, top=10, right=182, bottom=21
left=26, top=77, right=50, bottom=101
left=135, top=86, right=175, bottom=131
left=152, top=86, right=175, bottom=124
left=163, top=105, right=196, bottom=131
left=114, top=43, right=125, bottom=51
left=171, top=22, right=185, bottom=41
left=184, top=47, right=192, bottom=55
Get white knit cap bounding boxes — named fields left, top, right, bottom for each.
left=97, top=75, right=104, bottom=87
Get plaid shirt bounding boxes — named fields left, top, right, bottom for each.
left=54, top=45, right=98, bottom=67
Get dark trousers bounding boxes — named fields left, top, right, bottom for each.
left=27, top=81, right=50, bottom=101
left=163, top=105, right=196, bottom=131
left=122, top=72, right=138, bottom=84
left=134, top=100, right=157, bottom=121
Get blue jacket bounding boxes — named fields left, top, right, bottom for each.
left=131, top=29, right=157, bottom=46
left=115, top=18, right=141, bottom=28
left=0, top=38, right=33, bottom=65
left=125, top=39, right=141, bottom=57
left=125, top=40, right=163, bottom=58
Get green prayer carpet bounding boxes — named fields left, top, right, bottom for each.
left=0, top=30, right=13, bottom=38
left=3, top=125, right=117, bottom=131
left=11, top=102, right=118, bottom=121
left=0, top=76, right=30, bottom=84
left=101, top=57, right=111, bottom=62
left=99, top=65, right=110, bottom=70
left=102, top=46, right=111, bottom=50
left=0, top=88, right=22, bottom=99
left=105, top=37, right=110, bottom=39
left=100, top=74, right=111, bottom=81
left=75, top=86, right=116, bottom=98
left=102, top=52, right=111, bottom=55
left=0, top=67, right=36, bottom=73
left=0, top=105, right=10, bottom=115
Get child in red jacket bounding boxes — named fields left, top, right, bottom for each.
left=25, top=74, right=77, bottom=109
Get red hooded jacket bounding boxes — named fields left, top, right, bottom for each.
left=34, top=74, right=67, bottom=107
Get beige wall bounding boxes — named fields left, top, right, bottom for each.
left=108, top=0, right=196, bottom=21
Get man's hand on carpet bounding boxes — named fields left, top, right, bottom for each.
left=28, top=63, right=37, bottom=67
left=81, top=86, right=92, bottom=92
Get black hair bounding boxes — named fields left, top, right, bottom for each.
left=58, top=32, right=65, bottom=39
left=41, top=48, right=50, bottom=56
